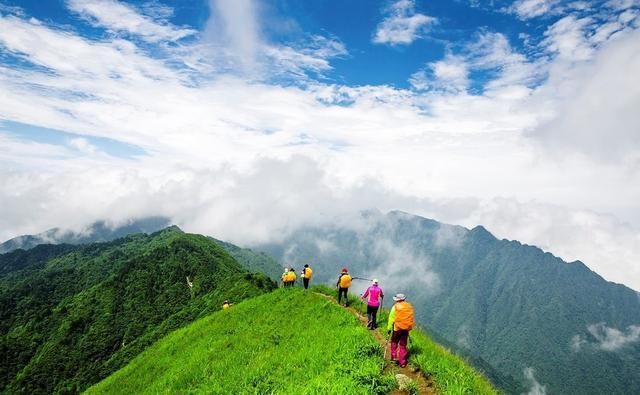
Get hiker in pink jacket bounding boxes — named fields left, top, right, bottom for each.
left=361, top=279, right=384, bottom=330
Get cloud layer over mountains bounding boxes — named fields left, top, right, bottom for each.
left=0, top=0, right=639, bottom=290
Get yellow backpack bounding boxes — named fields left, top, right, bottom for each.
left=304, top=267, right=313, bottom=279
left=339, top=274, right=352, bottom=288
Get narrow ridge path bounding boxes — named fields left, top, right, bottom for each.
left=314, top=292, right=436, bottom=395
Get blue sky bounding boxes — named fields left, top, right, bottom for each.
left=0, top=0, right=640, bottom=291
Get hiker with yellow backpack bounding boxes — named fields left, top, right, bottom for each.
left=281, top=268, right=290, bottom=287
left=285, top=268, right=297, bottom=287
left=387, top=293, right=415, bottom=368
left=301, top=264, right=313, bottom=289
left=336, top=267, right=352, bottom=306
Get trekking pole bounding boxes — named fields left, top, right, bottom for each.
left=381, top=331, right=392, bottom=372
left=352, top=276, right=374, bottom=282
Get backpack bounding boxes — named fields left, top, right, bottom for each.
left=394, top=302, right=414, bottom=330
left=339, top=274, right=352, bottom=288
left=304, top=267, right=313, bottom=279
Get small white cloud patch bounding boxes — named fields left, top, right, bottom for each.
left=68, top=137, right=98, bottom=154
left=588, top=322, right=640, bottom=351
left=66, top=0, right=195, bottom=43
left=523, top=367, right=547, bottom=395
left=510, top=0, right=562, bottom=20
left=571, top=323, right=640, bottom=352
left=373, top=0, right=436, bottom=45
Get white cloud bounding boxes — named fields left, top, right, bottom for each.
left=535, top=27, right=640, bottom=160
left=589, top=323, right=640, bottom=351
left=200, top=0, right=347, bottom=78
left=570, top=334, right=587, bottom=352
left=66, top=0, right=195, bottom=43
left=410, top=54, right=469, bottom=92
left=1, top=3, right=640, bottom=294
left=68, top=137, right=99, bottom=154
left=606, top=0, right=640, bottom=11
left=510, top=0, right=562, bottom=20
left=264, top=35, right=348, bottom=78
left=572, top=323, right=640, bottom=352
left=373, top=0, right=436, bottom=45
left=523, top=367, right=547, bottom=395
left=204, top=0, right=261, bottom=73
left=542, top=15, right=595, bottom=61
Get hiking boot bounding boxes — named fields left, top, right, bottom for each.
left=399, top=362, right=407, bottom=368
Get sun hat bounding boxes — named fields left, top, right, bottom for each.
left=372, top=279, right=379, bottom=284
left=393, top=293, right=406, bottom=301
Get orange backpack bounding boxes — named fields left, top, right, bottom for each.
left=394, top=301, right=414, bottom=330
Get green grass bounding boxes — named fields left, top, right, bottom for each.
left=86, top=288, right=396, bottom=395
left=314, top=285, right=499, bottom=395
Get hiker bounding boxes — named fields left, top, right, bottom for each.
left=286, top=267, right=297, bottom=287
left=387, top=293, right=414, bottom=368
left=336, top=267, right=352, bottom=306
left=301, top=264, right=313, bottom=289
left=222, top=300, right=232, bottom=310
left=361, top=279, right=384, bottom=329
left=281, top=268, right=290, bottom=288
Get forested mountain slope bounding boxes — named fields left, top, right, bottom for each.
left=0, top=227, right=274, bottom=394
left=210, top=237, right=283, bottom=281
left=256, top=210, right=640, bottom=394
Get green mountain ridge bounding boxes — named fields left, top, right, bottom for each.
left=1, top=227, right=274, bottom=394
left=87, top=287, right=497, bottom=395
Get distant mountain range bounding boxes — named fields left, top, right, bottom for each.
left=0, top=217, right=171, bottom=254
left=255, top=210, right=640, bottom=395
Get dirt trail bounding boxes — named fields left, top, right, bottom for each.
left=315, top=292, right=435, bottom=395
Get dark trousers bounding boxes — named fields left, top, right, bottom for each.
left=303, top=278, right=310, bottom=289
left=337, top=287, right=348, bottom=305
left=366, top=305, right=379, bottom=329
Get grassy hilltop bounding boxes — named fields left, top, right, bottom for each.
left=88, top=287, right=498, bottom=395
left=87, top=288, right=397, bottom=394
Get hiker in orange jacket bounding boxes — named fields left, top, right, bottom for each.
left=387, top=293, right=414, bottom=368
left=336, top=267, right=352, bottom=306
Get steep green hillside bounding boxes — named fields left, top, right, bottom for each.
left=1, top=228, right=274, bottom=394
left=257, top=210, right=640, bottom=394
left=87, top=288, right=397, bottom=395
